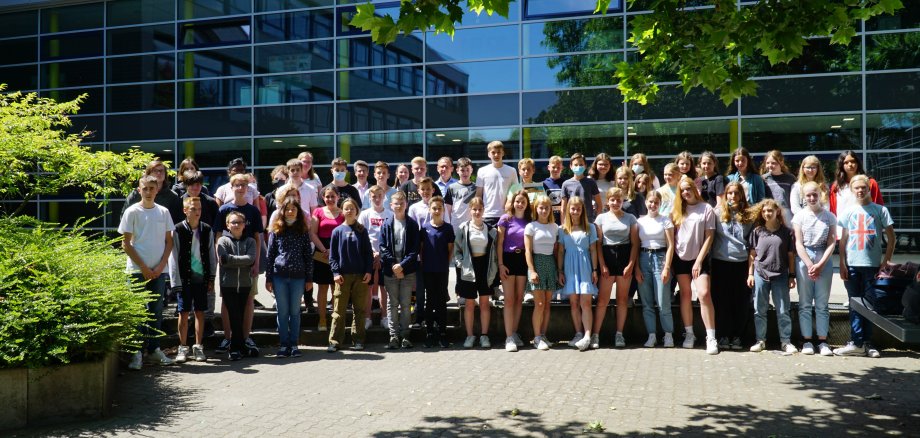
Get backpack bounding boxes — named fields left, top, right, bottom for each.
left=903, top=282, right=920, bottom=324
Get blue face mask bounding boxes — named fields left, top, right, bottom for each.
left=333, top=171, right=346, bottom=181
left=572, top=165, right=585, bottom=176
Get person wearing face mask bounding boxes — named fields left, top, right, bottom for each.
left=561, top=153, right=603, bottom=223
left=629, top=153, right=660, bottom=190
left=323, top=157, right=363, bottom=209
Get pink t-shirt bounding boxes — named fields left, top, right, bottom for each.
left=313, top=207, right=344, bottom=239
left=674, top=202, right=716, bottom=261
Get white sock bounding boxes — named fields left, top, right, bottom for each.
left=706, top=329, right=716, bottom=339
left=684, top=326, right=693, bottom=334
left=616, top=331, right=623, bottom=336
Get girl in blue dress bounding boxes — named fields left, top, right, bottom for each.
left=557, top=196, right=599, bottom=351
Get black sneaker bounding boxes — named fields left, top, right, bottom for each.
left=276, top=347, right=291, bottom=358
left=290, top=348, right=302, bottom=358
left=424, top=333, right=436, bottom=348
left=439, top=337, right=450, bottom=348
left=215, top=338, right=231, bottom=354
left=246, top=347, right=260, bottom=358
left=228, top=351, right=242, bottom=361
left=386, top=336, right=400, bottom=350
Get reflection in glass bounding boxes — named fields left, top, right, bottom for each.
left=523, top=88, right=622, bottom=124
left=741, top=75, right=861, bottom=115
left=741, top=115, right=860, bottom=153
left=43, top=87, right=104, bottom=114
left=255, top=9, right=334, bottom=42
left=108, top=83, right=175, bottom=112
left=866, top=112, right=920, bottom=150
left=628, top=85, right=735, bottom=120
left=427, top=25, right=519, bottom=62
left=427, top=60, right=519, bottom=95
left=109, top=141, right=175, bottom=155
left=0, top=11, right=36, bottom=38
left=524, top=0, right=621, bottom=19
left=40, top=60, right=103, bottom=89
left=743, top=38, right=860, bottom=77
left=66, top=116, right=104, bottom=141
left=338, top=66, right=424, bottom=100
left=179, top=78, right=253, bottom=108
left=179, top=18, right=252, bottom=49
left=867, top=152, right=920, bottom=192
left=256, top=73, right=334, bottom=104
left=255, top=40, right=334, bottom=73
left=625, top=119, right=732, bottom=157
left=107, top=24, right=175, bottom=55
left=427, top=94, right=519, bottom=129
left=866, top=32, right=920, bottom=71
left=337, top=98, right=423, bottom=132
left=866, top=72, right=920, bottom=110
left=523, top=52, right=622, bottom=89
left=524, top=16, right=623, bottom=55
left=256, top=0, right=335, bottom=12
left=338, top=34, right=423, bottom=68
left=40, top=201, right=104, bottom=228
left=337, top=3, right=400, bottom=36
left=873, top=192, right=920, bottom=230
left=107, top=0, right=175, bottom=26
left=107, top=54, right=175, bottom=83
left=1, top=38, right=37, bottom=65
left=41, top=4, right=103, bottom=33
left=179, top=47, right=251, bottom=79
left=457, top=5, right=520, bottom=27
left=338, top=132, right=423, bottom=165
left=427, top=128, right=520, bottom=161
left=0, top=66, right=38, bottom=91
left=179, top=0, right=251, bottom=20
left=524, top=123, right=624, bottom=160
left=254, top=104, right=334, bottom=135
left=177, top=138, right=251, bottom=168
left=108, top=113, right=175, bottom=141
left=866, top=3, right=920, bottom=31
left=255, top=135, right=334, bottom=166
left=177, top=108, right=252, bottom=138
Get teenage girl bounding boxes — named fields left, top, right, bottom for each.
left=656, top=163, right=679, bottom=217
left=671, top=176, right=719, bottom=355
left=589, top=153, right=615, bottom=208
left=298, top=151, right=323, bottom=197
left=524, top=195, right=560, bottom=351
left=615, top=166, right=647, bottom=218
left=394, top=164, right=411, bottom=189
left=675, top=151, right=698, bottom=180
left=594, top=187, right=639, bottom=348
left=829, top=150, right=884, bottom=218
left=635, top=190, right=675, bottom=347
left=454, top=197, right=497, bottom=349
left=310, top=186, right=344, bottom=331
left=557, top=197, right=599, bottom=351
left=630, top=153, right=660, bottom=190
left=497, top=190, right=532, bottom=352
left=747, top=199, right=797, bottom=354
left=327, top=198, right=374, bottom=352
left=726, top=147, right=766, bottom=204
left=710, top=182, right=754, bottom=350
left=790, top=155, right=829, bottom=216
left=761, top=150, right=796, bottom=224
left=635, top=173, right=651, bottom=196
left=696, top=151, right=726, bottom=208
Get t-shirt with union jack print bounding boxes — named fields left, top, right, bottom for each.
left=838, top=203, right=894, bottom=268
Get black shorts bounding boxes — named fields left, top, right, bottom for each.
left=672, top=256, right=711, bottom=276
left=177, top=282, right=208, bottom=312
left=502, top=251, right=527, bottom=276
left=458, top=255, right=494, bottom=299
left=314, top=237, right=334, bottom=284
left=601, top=244, right=632, bottom=277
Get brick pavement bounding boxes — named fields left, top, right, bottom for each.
left=12, top=344, right=920, bottom=437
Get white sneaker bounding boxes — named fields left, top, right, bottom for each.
left=192, top=344, right=206, bottom=362
left=749, top=340, right=766, bottom=352
left=505, top=337, right=518, bottom=352
left=782, top=342, right=798, bottom=354
left=867, top=346, right=881, bottom=358
left=128, top=351, right=143, bottom=370
left=662, top=333, right=674, bottom=348
left=479, top=335, right=491, bottom=348
left=536, top=337, right=551, bottom=351
left=569, top=332, right=584, bottom=347
left=146, top=348, right=174, bottom=366
left=575, top=334, right=591, bottom=351
left=682, top=332, right=696, bottom=349
left=175, top=346, right=189, bottom=363
left=365, top=318, right=372, bottom=330
left=705, top=337, right=719, bottom=355
left=801, top=342, right=815, bottom=355
left=818, top=342, right=833, bottom=357
left=380, top=317, right=390, bottom=329
left=523, top=293, right=534, bottom=303
left=644, top=334, right=656, bottom=348
left=512, top=332, right=524, bottom=347
left=833, top=342, right=865, bottom=357
left=590, top=334, right=600, bottom=349
left=463, top=336, right=476, bottom=348
left=614, top=332, right=626, bottom=348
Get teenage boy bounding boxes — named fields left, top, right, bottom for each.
left=213, top=174, right=264, bottom=357
left=435, top=156, right=457, bottom=197
left=380, top=192, right=419, bottom=348
left=353, top=160, right=372, bottom=205
left=448, top=157, right=478, bottom=234
left=214, top=158, right=259, bottom=206
left=401, top=156, right=428, bottom=207
left=560, top=152, right=602, bottom=223
left=371, top=161, right=399, bottom=212
left=420, top=196, right=455, bottom=348
left=180, top=170, right=218, bottom=228
left=407, top=177, right=439, bottom=326
left=324, top=157, right=362, bottom=208
left=359, top=185, right=395, bottom=329
left=283, top=158, right=319, bottom=214
left=834, top=175, right=895, bottom=358
left=169, top=197, right=216, bottom=363
left=476, top=141, right=519, bottom=228
left=120, top=175, right=176, bottom=370
left=543, top=155, right=566, bottom=224
left=121, top=160, right=184, bottom=225
left=509, top=158, right=546, bottom=204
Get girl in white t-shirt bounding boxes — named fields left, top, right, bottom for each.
left=524, top=195, right=560, bottom=351
left=594, top=187, right=639, bottom=349
left=635, top=190, right=675, bottom=347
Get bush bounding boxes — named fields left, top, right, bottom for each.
left=0, top=216, right=152, bottom=368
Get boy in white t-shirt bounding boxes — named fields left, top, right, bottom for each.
left=282, top=158, right=318, bottom=214
left=359, top=185, right=395, bottom=329
left=476, top=140, right=519, bottom=228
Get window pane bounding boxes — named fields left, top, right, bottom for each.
left=255, top=9, right=335, bottom=43
left=742, top=38, right=860, bottom=77
left=107, top=24, right=175, bottom=55
left=178, top=78, right=252, bottom=108
left=179, top=0, right=251, bottom=20
left=624, top=119, right=731, bottom=157
left=458, top=5, right=520, bottom=27
left=524, top=0, right=622, bottom=19
left=178, top=47, right=251, bottom=79
left=874, top=192, right=919, bottom=230
left=866, top=3, right=920, bottom=31
left=108, top=113, right=175, bottom=141
left=107, top=54, right=175, bottom=83
left=628, top=85, right=735, bottom=120
left=0, top=65, right=38, bottom=90
left=256, top=72, right=334, bottom=104
left=256, top=0, right=334, bottom=12
left=523, top=88, right=623, bottom=124
left=41, top=31, right=103, bottom=61
left=255, top=135, right=334, bottom=166
left=337, top=34, right=423, bottom=68
left=426, top=94, right=519, bottom=129
left=337, top=98, right=423, bottom=132
left=741, top=115, right=861, bottom=153
left=523, top=52, right=622, bottom=89
left=42, top=87, right=104, bottom=114
left=866, top=72, right=920, bottom=110
left=0, top=11, right=36, bottom=38
left=41, top=4, right=103, bottom=33
left=427, top=60, right=519, bottom=95
left=66, top=115, right=104, bottom=141
left=176, top=138, right=251, bottom=168
left=177, top=108, right=252, bottom=138
left=178, top=18, right=252, bottom=49
left=866, top=112, right=920, bottom=150
left=338, top=132, right=423, bottom=166
left=427, top=128, right=521, bottom=161
left=254, top=103, right=334, bottom=134
left=107, top=0, right=175, bottom=26
left=524, top=16, right=623, bottom=55
left=741, top=75, right=861, bottom=115
left=866, top=152, right=920, bottom=192
left=336, top=3, right=400, bottom=36
left=255, top=41, right=334, bottom=73
left=108, top=83, right=175, bottom=112
left=866, top=32, right=920, bottom=71
left=40, top=60, right=103, bottom=88
left=0, top=37, right=37, bottom=65
left=338, top=66, right=423, bottom=100
left=427, top=25, right=519, bottom=62
left=524, top=123, right=625, bottom=159
left=41, top=201, right=104, bottom=228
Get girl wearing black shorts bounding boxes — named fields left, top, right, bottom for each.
left=594, top=187, right=639, bottom=348
left=454, top=197, right=497, bottom=349
left=497, top=190, right=532, bottom=352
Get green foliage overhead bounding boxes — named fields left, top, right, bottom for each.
left=0, top=216, right=151, bottom=368
left=0, top=85, right=156, bottom=215
left=349, top=0, right=904, bottom=105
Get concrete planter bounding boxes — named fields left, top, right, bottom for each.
left=0, top=353, right=118, bottom=431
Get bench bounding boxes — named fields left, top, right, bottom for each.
left=850, top=297, right=920, bottom=343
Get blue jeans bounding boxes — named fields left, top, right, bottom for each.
left=637, top=251, right=674, bottom=334
left=796, top=247, right=832, bottom=339
left=273, top=276, right=306, bottom=348
left=844, top=266, right=877, bottom=346
left=134, top=273, right=166, bottom=353
left=753, top=273, right=792, bottom=342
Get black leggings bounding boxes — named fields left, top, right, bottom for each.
left=223, top=288, right=249, bottom=353
left=424, top=272, right=449, bottom=334
left=710, top=259, right=752, bottom=340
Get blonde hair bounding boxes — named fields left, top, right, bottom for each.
left=631, top=153, right=656, bottom=182
left=614, top=166, right=636, bottom=201
left=411, top=156, right=426, bottom=166
left=518, top=158, right=534, bottom=170
left=297, top=151, right=317, bottom=179
left=663, top=162, right=678, bottom=175
left=751, top=198, right=787, bottom=229
left=548, top=155, right=563, bottom=166
left=796, top=155, right=828, bottom=204
left=800, top=181, right=828, bottom=209
left=562, top=196, right=590, bottom=235
left=341, top=198, right=366, bottom=233
left=182, top=196, right=200, bottom=209
left=229, top=173, right=249, bottom=186
left=468, top=196, right=484, bottom=210
left=671, top=176, right=703, bottom=227
left=760, top=149, right=790, bottom=174
left=532, top=195, right=553, bottom=224
left=487, top=140, right=505, bottom=153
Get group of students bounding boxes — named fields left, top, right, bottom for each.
left=118, top=142, right=894, bottom=367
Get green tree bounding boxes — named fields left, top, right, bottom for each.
left=0, top=86, right=155, bottom=216
left=349, top=0, right=904, bottom=105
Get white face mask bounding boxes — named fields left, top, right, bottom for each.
left=632, top=164, right=644, bottom=175
left=333, top=171, right=346, bottom=181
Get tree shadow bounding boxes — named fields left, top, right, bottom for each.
left=371, top=411, right=594, bottom=437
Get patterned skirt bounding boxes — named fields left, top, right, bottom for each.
left=527, top=253, right=560, bottom=292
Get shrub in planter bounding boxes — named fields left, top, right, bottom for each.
left=0, top=216, right=151, bottom=369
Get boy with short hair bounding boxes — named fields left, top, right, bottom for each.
left=214, top=158, right=259, bottom=206
left=401, top=156, right=428, bottom=207
left=420, top=196, right=456, bottom=348
left=359, top=185, right=395, bottom=329
left=324, top=157, right=362, bottom=208
left=435, top=156, right=457, bottom=197
left=353, top=160, right=371, bottom=203
left=448, top=157, right=478, bottom=233
left=834, top=174, right=896, bottom=358
left=380, top=191, right=419, bottom=348
left=169, top=197, right=217, bottom=363
left=476, top=141, right=519, bottom=228
left=543, top=155, right=566, bottom=224
left=216, top=211, right=258, bottom=361
left=181, top=170, right=218, bottom=228
left=284, top=158, right=318, bottom=214
left=120, top=175, right=176, bottom=370
left=509, top=158, right=546, bottom=204
left=370, top=161, right=398, bottom=212
left=561, top=152, right=602, bottom=222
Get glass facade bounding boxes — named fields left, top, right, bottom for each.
left=0, top=0, right=919, bottom=236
